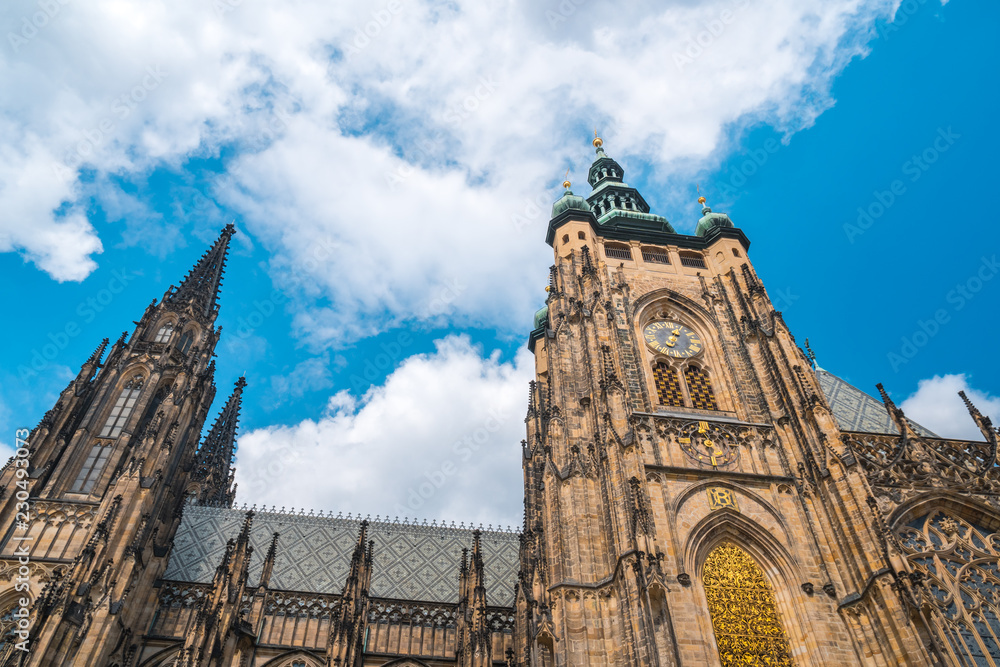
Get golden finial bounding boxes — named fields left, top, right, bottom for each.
left=545, top=286, right=551, bottom=293
left=698, top=196, right=707, bottom=205
left=562, top=168, right=571, bottom=189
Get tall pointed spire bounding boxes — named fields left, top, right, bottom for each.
left=193, top=376, right=246, bottom=507
left=457, top=530, right=491, bottom=667
left=960, top=390, right=999, bottom=444
left=328, top=521, right=374, bottom=667
left=166, top=223, right=236, bottom=319
left=258, top=531, right=281, bottom=589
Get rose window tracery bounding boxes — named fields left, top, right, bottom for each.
left=898, top=511, right=1000, bottom=663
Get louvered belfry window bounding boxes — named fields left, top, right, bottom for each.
left=653, top=362, right=684, bottom=407
left=684, top=366, right=718, bottom=411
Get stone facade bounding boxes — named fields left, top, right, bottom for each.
left=1, top=142, right=999, bottom=666
left=511, top=140, right=1000, bottom=666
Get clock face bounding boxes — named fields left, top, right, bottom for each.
left=678, top=421, right=737, bottom=468
left=643, top=321, right=703, bottom=358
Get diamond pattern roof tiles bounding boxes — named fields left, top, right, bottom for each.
left=817, top=369, right=936, bottom=437
left=163, top=504, right=520, bottom=605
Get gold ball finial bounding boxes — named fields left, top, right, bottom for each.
left=698, top=196, right=707, bottom=205
left=545, top=285, right=551, bottom=293
left=562, top=180, right=572, bottom=189
left=593, top=136, right=603, bottom=148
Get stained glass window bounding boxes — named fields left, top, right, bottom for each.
left=703, top=544, right=793, bottom=666
left=897, top=511, right=1000, bottom=664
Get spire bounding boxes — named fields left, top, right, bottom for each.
left=876, top=383, right=913, bottom=437
left=258, top=532, right=280, bottom=589
left=960, top=390, right=999, bottom=444
left=803, top=338, right=823, bottom=371
left=328, top=521, right=374, bottom=667
left=75, top=337, right=110, bottom=383
left=587, top=134, right=626, bottom=190
left=85, top=338, right=110, bottom=367
left=166, top=223, right=236, bottom=319
left=457, top=530, right=491, bottom=667
left=583, top=136, right=673, bottom=232
left=193, top=376, right=246, bottom=507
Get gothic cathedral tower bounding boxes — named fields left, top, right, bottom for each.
left=0, top=225, right=245, bottom=667
left=513, top=138, right=958, bottom=666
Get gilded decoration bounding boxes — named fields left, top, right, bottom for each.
left=703, top=544, right=793, bottom=666
left=898, top=511, right=1000, bottom=664
left=707, top=487, right=739, bottom=512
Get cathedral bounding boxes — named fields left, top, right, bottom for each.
left=2, top=136, right=999, bottom=666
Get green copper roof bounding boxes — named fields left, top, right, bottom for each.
left=695, top=206, right=734, bottom=237
left=551, top=189, right=590, bottom=218
left=533, top=304, right=549, bottom=330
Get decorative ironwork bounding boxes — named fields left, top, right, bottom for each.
left=679, top=420, right=737, bottom=468
left=703, top=544, right=793, bottom=666
left=898, top=511, right=1000, bottom=664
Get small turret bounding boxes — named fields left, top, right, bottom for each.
left=551, top=178, right=591, bottom=218
left=694, top=195, right=735, bottom=237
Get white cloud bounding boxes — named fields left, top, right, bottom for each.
left=233, top=336, right=532, bottom=526
left=900, top=374, right=1000, bottom=441
left=0, top=0, right=906, bottom=338
left=265, top=353, right=335, bottom=407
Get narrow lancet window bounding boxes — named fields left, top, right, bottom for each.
left=684, top=366, right=718, bottom=410
left=653, top=362, right=684, bottom=407
left=98, top=375, right=144, bottom=438
left=70, top=444, right=113, bottom=493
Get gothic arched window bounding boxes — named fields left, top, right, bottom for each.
left=70, top=443, right=113, bottom=493
left=703, top=544, right=793, bottom=666
left=153, top=322, right=174, bottom=343
left=98, top=375, right=144, bottom=438
left=177, top=331, right=194, bottom=354
left=898, top=510, right=1000, bottom=663
left=684, top=366, right=718, bottom=411
left=653, top=362, right=683, bottom=407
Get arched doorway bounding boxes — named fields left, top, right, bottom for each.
left=702, top=543, right=793, bottom=666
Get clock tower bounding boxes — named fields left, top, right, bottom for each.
left=512, top=137, right=940, bottom=666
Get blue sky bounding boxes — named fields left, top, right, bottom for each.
left=1, top=0, right=996, bottom=525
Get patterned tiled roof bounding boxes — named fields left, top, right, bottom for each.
left=163, top=504, right=521, bottom=605
left=817, top=369, right=937, bottom=437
